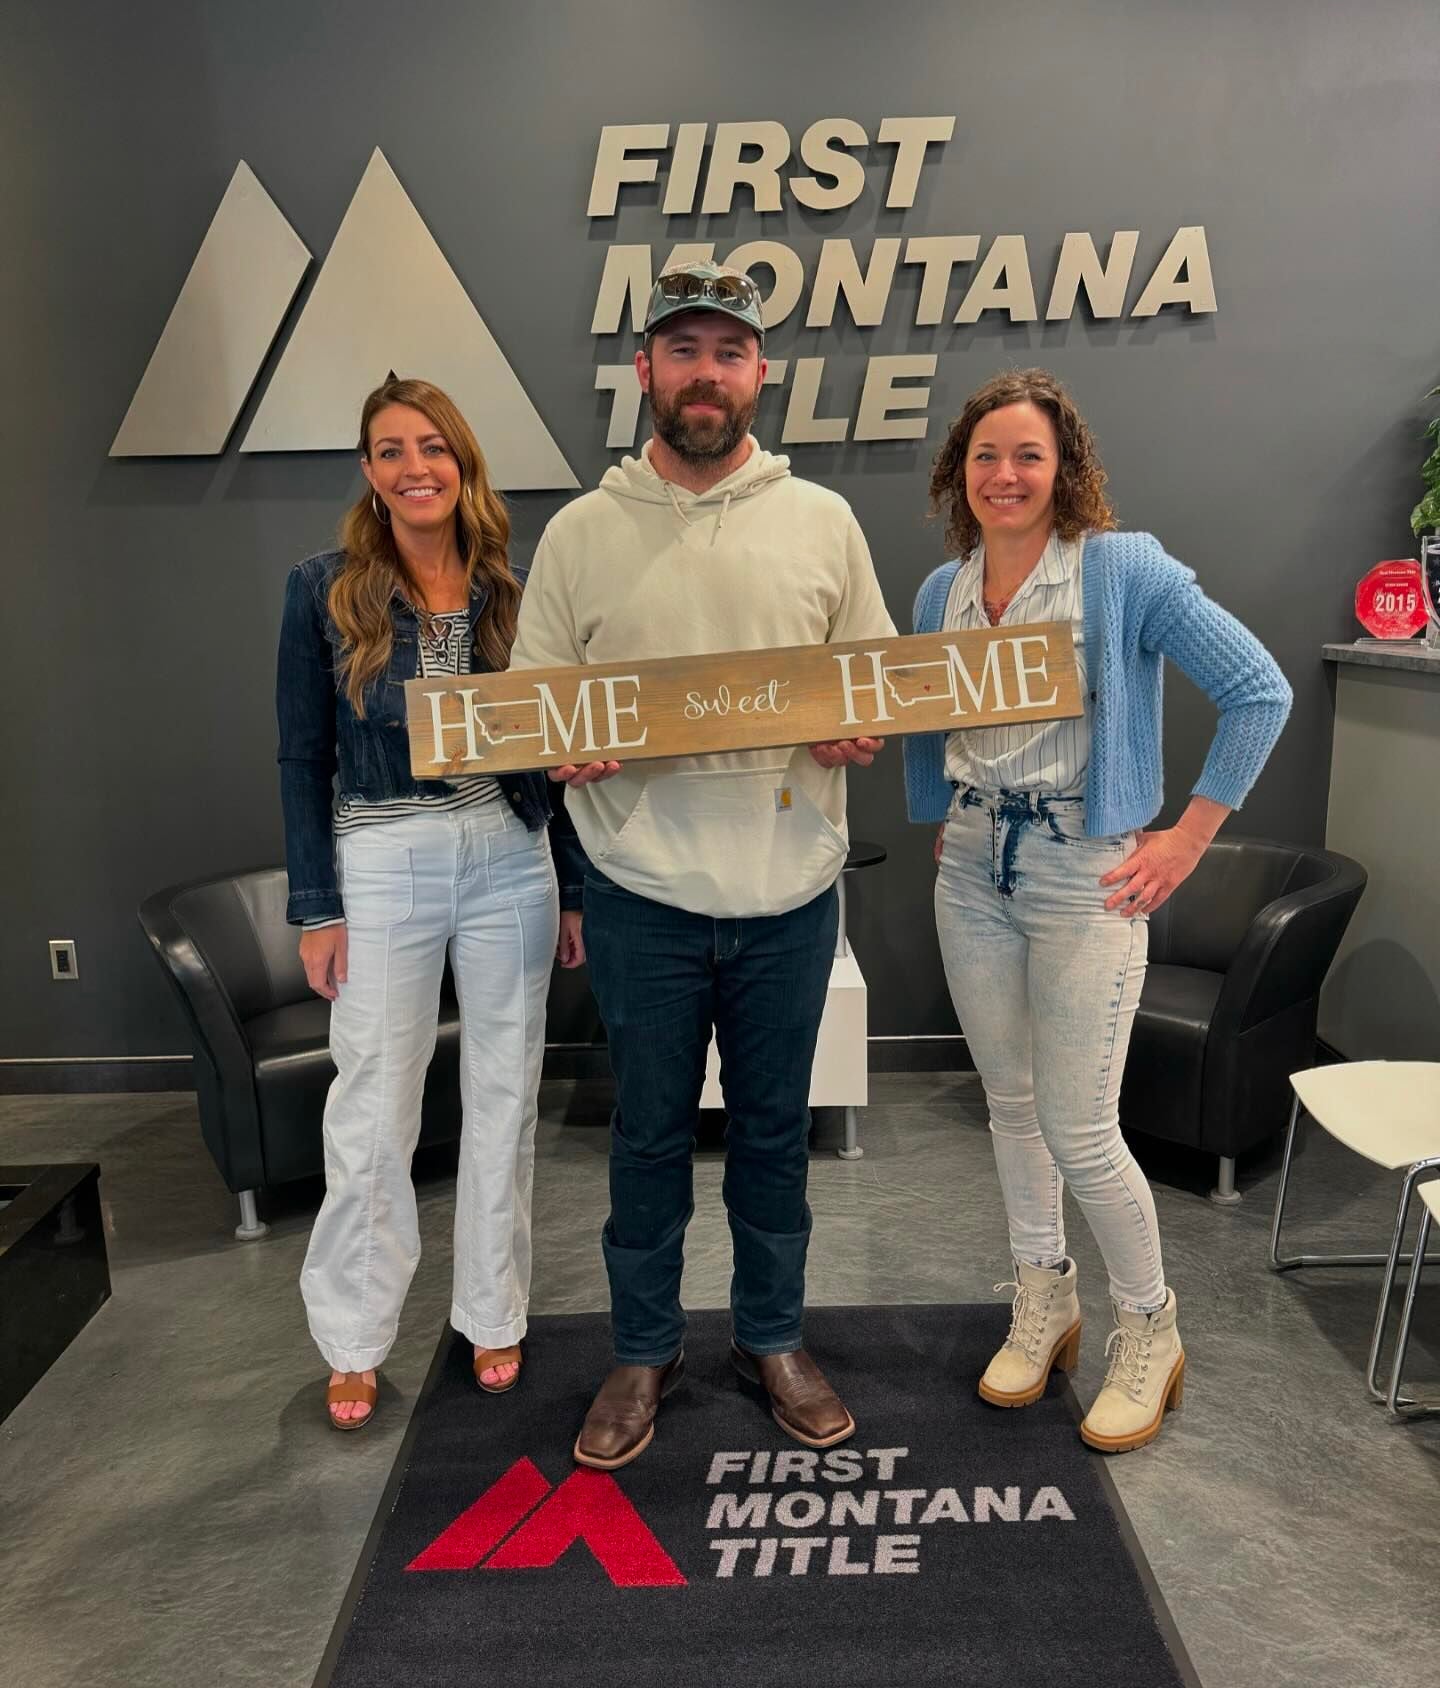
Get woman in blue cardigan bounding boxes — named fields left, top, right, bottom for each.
left=904, top=369, right=1290, bottom=1452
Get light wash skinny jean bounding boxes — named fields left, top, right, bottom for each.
left=934, top=787, right=1166, bottom=1314
left=300, top=805, right=559, bottom=1373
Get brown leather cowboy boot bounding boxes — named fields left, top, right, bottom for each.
left=573, top=1351, right=685, bottom=1470
left=731, top=1345, right=855, bottom=1447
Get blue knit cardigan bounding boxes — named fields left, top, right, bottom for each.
left=902, top=531, right=1293, bottom=835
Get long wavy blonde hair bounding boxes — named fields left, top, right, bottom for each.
left=329, top=377, right=518, bottom=715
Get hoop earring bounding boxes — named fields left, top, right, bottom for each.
left=371, top=491, right=391, bottom=526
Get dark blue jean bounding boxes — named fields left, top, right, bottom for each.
left=583, top=871, right=839, bottom=1365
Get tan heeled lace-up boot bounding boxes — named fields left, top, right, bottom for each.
left=1079, top=1289, right=1183, bottom=1452
left=978, top=1258, right=1082, bottom=1408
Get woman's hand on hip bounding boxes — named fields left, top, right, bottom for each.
left=934, top=822, right=945, bottom=867
left=299, top=925, right=348, bottom=1000
left=556, top=910, right=586, bottom=969
left=1099, top=827, right=1207, bottom=915
left=1100, top=796, right=1230, bottom=914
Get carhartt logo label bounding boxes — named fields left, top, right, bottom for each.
left=111, top=150, right=577, bottom=491
left=407, top=1457, right=686, bottom=1588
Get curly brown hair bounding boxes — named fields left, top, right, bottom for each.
left=928, top=368, right=1116, bottom=558
left=330, top=378, right=518, bottom=717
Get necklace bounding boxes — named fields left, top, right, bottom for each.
left=418, top=608, right=465, bottom=659
left=981, top=590, right=1016, bottom=627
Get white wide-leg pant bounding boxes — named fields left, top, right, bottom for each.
left=300, top=806, right=559, bottom=1373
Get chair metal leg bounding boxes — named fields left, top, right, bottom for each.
left=1385, top=1207, right=1437, bottom=1418
left=837, top=1104, right=863, bottom=1161
left=1211, top=1155, right=1242, bottom=1206
left=1365, top=1165, right=1440, bottom=1401
left=1270, top=1091, right=1440, bottom=1271
left=1271, top=1094, right=1439, bottom=1411
left=1268, top=1094, right=1305, bottom=1268
left=1364, top=1169, right=1423, bottom=1399
left=235, top=1189, right=269, bottom=1241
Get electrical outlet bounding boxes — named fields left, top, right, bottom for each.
left=49, top=940, right=79, bottom=981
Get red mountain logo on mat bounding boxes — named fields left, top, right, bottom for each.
left=407, top=1457, right=687, bottom=1588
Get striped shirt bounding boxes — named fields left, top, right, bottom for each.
left=303, top=613, right=508, bottom=926
left=332, top=611, right=503, bottom=836
left=942, top=532, right=1092, bottom=796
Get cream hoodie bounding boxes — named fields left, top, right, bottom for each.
left=511, top=438, right=896, bottom=917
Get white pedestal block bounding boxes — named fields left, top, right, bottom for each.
left=699, top=951, right=868, bottom=1108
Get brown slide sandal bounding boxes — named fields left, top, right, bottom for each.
left=474, top=1345, right=522, bottom=1394
left=326, top=1372, right=379, bottom=1432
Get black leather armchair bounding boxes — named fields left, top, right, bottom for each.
left=1118, top=837, right=1366, bottom=1203
left=138, top=868, right=462, bottom=1238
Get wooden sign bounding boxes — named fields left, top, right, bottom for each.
left=405, top=624, right=1083, bottom=777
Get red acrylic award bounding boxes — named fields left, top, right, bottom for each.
left=1354, top=559, right=1426, bottom=639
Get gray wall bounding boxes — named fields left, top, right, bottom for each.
left=5, top=0, right=1438, bottom=1062
left=1321, top=662, right=1440, bottom=1058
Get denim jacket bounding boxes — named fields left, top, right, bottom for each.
left=276, top=549, right=586, bottom=925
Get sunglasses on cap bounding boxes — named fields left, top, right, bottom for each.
left=655, top=270, right=761, bottom=312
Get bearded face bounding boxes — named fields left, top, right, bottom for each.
left=642, top=315, right=764, bottom=464
left=649, top=372, right=760, bottom=462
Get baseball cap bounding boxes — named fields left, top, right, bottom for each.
left=642, top=260, right=765, bottom=343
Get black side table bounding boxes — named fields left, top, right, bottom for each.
left=0, top=1164, right=111, bottom=1424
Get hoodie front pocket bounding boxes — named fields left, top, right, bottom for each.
left=599, top=761, right=847, bottom=914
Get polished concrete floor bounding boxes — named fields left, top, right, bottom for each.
left=2, top=1075, right=1437, bottom=1688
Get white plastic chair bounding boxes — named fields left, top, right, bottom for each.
left=1268, top=1061, right=1440, bottom=1407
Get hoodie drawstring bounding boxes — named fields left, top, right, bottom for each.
left=665, top=480, right=733, bottom=546
left=664, top=481, right=693, bottom=529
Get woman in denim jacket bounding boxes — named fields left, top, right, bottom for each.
left=277, top=377, right=585, bottom=1429
left=904, top=369, right=1290, bottom=1453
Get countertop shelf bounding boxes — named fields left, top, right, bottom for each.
left=1322, top=639, right=1440, bottom=674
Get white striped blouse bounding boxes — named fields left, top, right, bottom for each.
left=942, top=532, right=1093, bottom=797
left=331, top=610, right=503, bottom=836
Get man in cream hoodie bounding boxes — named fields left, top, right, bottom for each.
left=512, top=261, right=894, bottom=1470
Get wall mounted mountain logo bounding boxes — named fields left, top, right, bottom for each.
left=109, top=151, right=577, bottom=491
left=406, top=1457, right=687, bottom=1588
